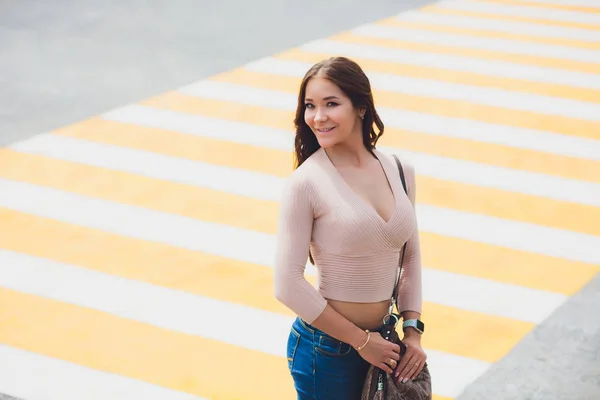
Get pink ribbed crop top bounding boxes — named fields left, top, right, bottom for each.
left=274, top=147, right=423, bottom=324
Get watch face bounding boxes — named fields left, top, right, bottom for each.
left=416, top=320, right=424, bottom=333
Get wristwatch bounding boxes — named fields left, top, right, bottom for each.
left=402, top=319, right=425, bottom=334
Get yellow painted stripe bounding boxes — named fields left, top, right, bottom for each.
left=0, top=208, right=534, bottom=363
left=329, top=31, right=600, bottom=78
left=211, top=68, right=600, bottom=183
left=139, top=78, right=600, bottom=182
left=275, top=48, right=600, bottom=104
left=478, top=0, right=600, bottom=14
left=2, top=147, right=598, bottom=296
left=51, top=118, right=600, bottom=237
left=0, top=287, right=296, bottom=400
left=426, top=5, right=600, bottom=31
left=276, top=49, right=600, bottom=140
left=55, top=118, right=292, bottom=178
left=378, top=17, right=600, bottom=51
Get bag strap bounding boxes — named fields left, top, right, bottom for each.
left=391, top=154, right=408, bottom=314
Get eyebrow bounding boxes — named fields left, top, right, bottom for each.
left=304, top=96, right=340, bottom=102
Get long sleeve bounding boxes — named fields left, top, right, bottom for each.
left=396, top=162, right=423, bottom=315
left=273, top=175, right=328, bottom=324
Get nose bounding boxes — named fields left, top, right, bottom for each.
left=314, top=107, right=327, bottom=123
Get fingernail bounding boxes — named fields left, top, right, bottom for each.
left=402, top=378, right=409, bottom=383
left=399, top=376, right=404, bottom=382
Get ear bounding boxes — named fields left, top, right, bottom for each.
left=358, top=107, right=367, bottom=119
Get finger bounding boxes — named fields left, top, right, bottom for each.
left=395, top=353, right=415, bottom=379
left=409, top=359, right=425, bottom=380
left=402, top=361, right=419, bottom=382
left=379, top=362, right=394, bottom=374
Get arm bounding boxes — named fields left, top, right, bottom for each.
left=396, top=162, right=423, bottom=329
left=273, top=176, right=369, bottom=348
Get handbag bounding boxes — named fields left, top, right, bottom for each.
left=360, top=154, right=432, bottom=400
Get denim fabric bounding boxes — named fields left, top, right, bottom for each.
left=286, top=316, right=384, bottom=400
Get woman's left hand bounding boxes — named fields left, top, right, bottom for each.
left=394, top=333, right=427, bottom=383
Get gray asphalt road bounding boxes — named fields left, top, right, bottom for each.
left=457, top=273, right=600, bottom=400
left=0, top=0, right=435, bottom=147
left=1, top=1, right=598, bottom=399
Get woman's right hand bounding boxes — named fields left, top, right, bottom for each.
left=356, top=331, right=401, bottom=374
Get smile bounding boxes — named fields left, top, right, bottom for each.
left=317, top=127, right=335, bottom=133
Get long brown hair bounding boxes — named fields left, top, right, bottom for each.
left=293, top=56, right=385, bottom=169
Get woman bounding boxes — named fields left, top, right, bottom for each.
left=274, top=56, right=426, bottom=400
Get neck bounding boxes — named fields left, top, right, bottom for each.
left=324, top=135, right=374, bottom=168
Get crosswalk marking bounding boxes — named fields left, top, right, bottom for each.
left=214, top=65, right=600, bottom=164
left=1, top=1, right=599, bottom=398
left=9, top=132, right=600, bottom=252
left=0, top=209, right=534, bottom=363
left=0, top=287, right=296, bottom=400
left=176, top=67, right=600, bottom=141
left=354, top=23, right=600, bottom=63
left=0, top=345, right=206, bottom=400
left=293, top=39, right=600, bottom=91
left=2, top=146, right=598, bottom=296
left=136, top=94, right=600, bottom=207
left=331, top=29, right=600, bottom=74
left=435, top=0, right=600, bottom=27
left=388, top=9, right=600, bottom=47
left=0, top=179, right=584, bottom=316
left=207, top=67, right=600, bottom=121
left=425, top=3, right=600, bottom=31
left=478, top=0, right=600, bottom=14
left=384, top=12, right=600, bottom=49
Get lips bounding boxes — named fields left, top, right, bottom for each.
left=316, top=127, right=335, bottom=133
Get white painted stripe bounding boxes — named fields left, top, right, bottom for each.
left=0, top=249, right=490, bottom=398
left=423, top=269, right=566, bottom=323
left=1, top=159, right=599, bottom=264
left=417, top=202, right=600, bottom=265
left=109, top=101, right=600, bottom=163
left=0, top=344, right=203, bottom=400
left=518, top=0, right=600, bottom=7
left=384, top=145, right=600, bottom=208
left=397, top=9, right=600, bottom=42
left=104, top=106, right=294, bottom=151
left=376, top=108, right=600, bottom=162
left=193, top=68, right=600, bottom=122
left=440, top=0, right=600, bottom=25
left=296, top=39, right=600, bottom=90
left=11, top=133, right=284, bottom=202
left=178, top=76, right=600, bottom=162
left=13, top=128, right=600, bottom=209
left=244, top=58, right=600, bottom=161
left=353, top=24, right=600, bottom=64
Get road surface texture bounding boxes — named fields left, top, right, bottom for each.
left=0, top=0, right=599, bottom=399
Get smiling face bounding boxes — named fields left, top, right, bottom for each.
left=303, top=76, right=365, bottom=150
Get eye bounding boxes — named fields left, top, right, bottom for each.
left=327, top=102, right=338, bottom=107
left=305, top=103, right=314, bottom=109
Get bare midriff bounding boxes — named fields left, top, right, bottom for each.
left=326, top=298, right=392, bottom=331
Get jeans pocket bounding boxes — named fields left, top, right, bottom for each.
left=286, top=327, right=301, bottom=371
left=315, top=335, right=352, bottom=357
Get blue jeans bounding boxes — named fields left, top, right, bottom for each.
left=286, top=317, right=384, bottom=400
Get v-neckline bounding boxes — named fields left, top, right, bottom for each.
left=321, top=148, right=398, bottom=225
